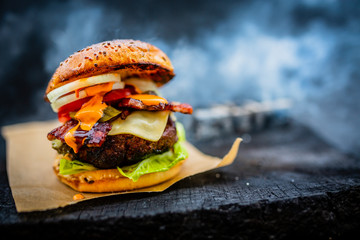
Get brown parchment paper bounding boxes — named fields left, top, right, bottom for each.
left=2, top=120, right=241, bottom=212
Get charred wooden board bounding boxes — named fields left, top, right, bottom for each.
left=1, top=124, right=360, bottom=239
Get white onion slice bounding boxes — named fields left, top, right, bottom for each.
left=47, top=73, right=121, bottom=103
left=124, top=78, right=158, bottom=93
left=51, top=81, right=124, bottom=112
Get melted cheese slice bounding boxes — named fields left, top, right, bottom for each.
left=108, top=111, right=170, bottom=142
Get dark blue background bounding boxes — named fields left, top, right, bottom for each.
left=1, top=0, right=359, bottom=156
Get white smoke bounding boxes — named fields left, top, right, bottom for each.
left=1, top=0, right=359, bottom=156
left=45, top=0, right=360, bottom=156
left=160, top=1, right=360, bottom=155
left=44, top=3, right=122, bottom=74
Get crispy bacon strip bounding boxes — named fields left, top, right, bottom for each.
left=117, top=98, right=193, bottom=114
left=47, top=119, right=111, bottom=148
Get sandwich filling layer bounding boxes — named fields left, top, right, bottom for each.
left=47, top=72, right=192, bottom=182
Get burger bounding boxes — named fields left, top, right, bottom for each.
left=45, top=39, right=193, bottom=192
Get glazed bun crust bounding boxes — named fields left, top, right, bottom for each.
left=46, top=39, right=174, bottom=95
left=53, top=158, right=184, bottom=193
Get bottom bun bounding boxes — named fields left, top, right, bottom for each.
left=53, top=157, right=185, bottom=193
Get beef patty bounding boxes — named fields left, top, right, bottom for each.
left=55, top=117, right=178, bottom=169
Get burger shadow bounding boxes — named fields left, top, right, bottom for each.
left=18, top=141, right=256, bottom=220
left=19, top=124, right=355, bottom=219
left=18, top=162, right=255, bottom=221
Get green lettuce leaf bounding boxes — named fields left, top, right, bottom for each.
left=58, top=122, right=188, bottom=181
left=59, top=159, right=97, bottom=175
left=117, top=122, right=188, bottom=182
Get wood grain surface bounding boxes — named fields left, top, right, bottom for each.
left=1, top=123, right=360, bottom=239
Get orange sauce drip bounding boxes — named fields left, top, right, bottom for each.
left=73, top=193, right=85, bottom=201
left=74, top=94, right=107, bottom=131
left=85, top=82, right=114, bottom=96
left=128, top=94, right=168, bottom=105
left=75, top=89, right=81, bottom=98
left=64, top=122, right=80, bottom=153
left=64, top=82, right=114, bottom=153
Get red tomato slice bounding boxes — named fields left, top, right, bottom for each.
left=57, top=97, right=91, bottom=122
left=57, top=88, right=133, bottom=122
left=58, top=97, right=91, bottom=113
left=103, top=88, right=132, bottom=103
left=58, top=111, right=71, bottom=123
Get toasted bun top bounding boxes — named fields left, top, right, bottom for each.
left=46, top=39, right=174, bottom=95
